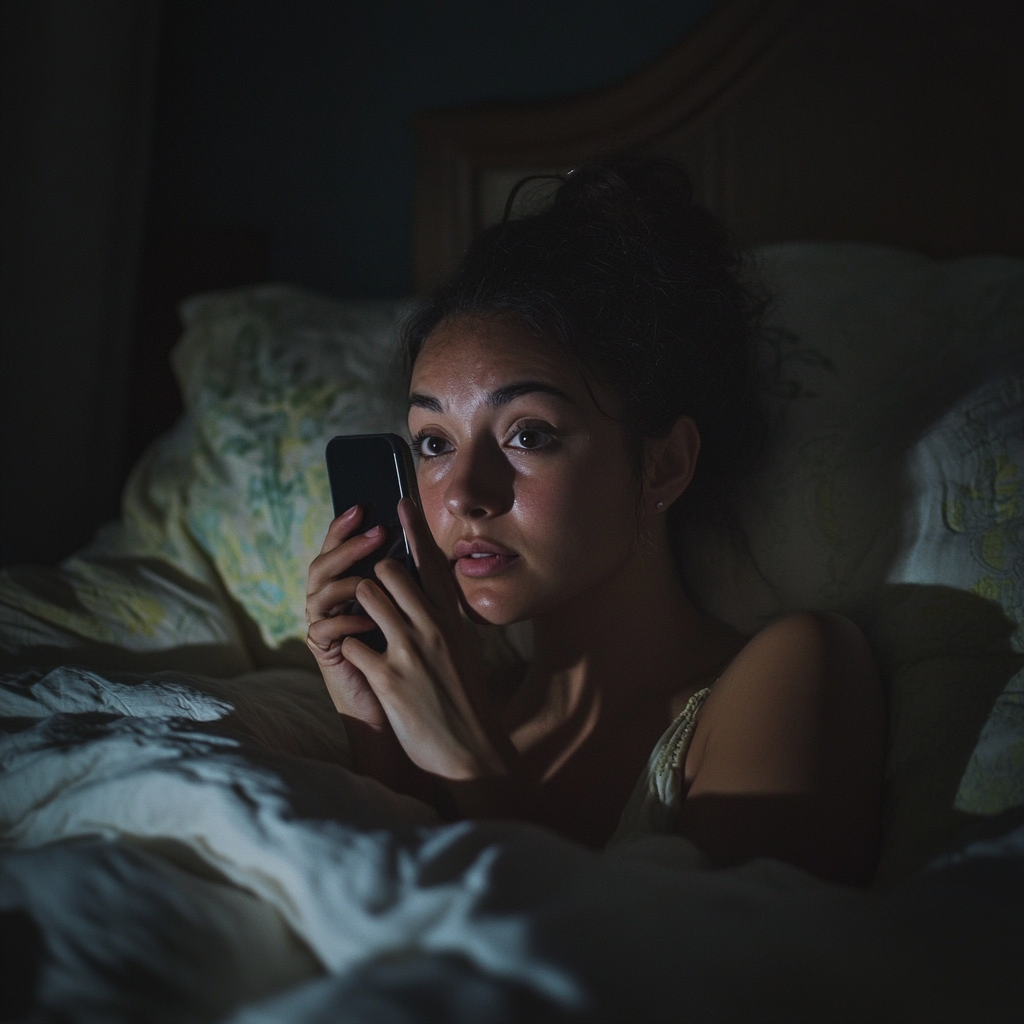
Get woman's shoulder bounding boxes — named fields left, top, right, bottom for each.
left=688, top=610, right=885, bottom=791
left=679, top=611, right=886, bottom=883
left=709, top=610, right=879, bottom=709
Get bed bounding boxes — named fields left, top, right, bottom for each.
left=2, top=1, right=1022, bottom=1020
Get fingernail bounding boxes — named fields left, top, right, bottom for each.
left=343, top=505, right=359, bottom=518
left=365, top=524, right=383, bottom=537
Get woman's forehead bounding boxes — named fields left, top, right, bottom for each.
left=410, top=319, right=577, bottom=395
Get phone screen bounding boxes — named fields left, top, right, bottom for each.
left=324, top=433, right=419, bottom=651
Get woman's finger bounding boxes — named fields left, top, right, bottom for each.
left=373, top=557, right=438, bottom=635
left=306, top=576, right=362, bottom=621
left=340, top=633, right=384, bottom=676
left=320, top=657, right=380, bottom=718
left=351, top=577, right=415, bottom=651
left=397, top=498, right=461, bottom=611
left=318, top=504, right=362, bottom=555
left=310, top=523, right=387, bottom=587
left=306, top=609, right=376, bottom=652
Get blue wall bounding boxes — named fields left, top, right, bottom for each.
left=149, top=0, right=719, bottom=298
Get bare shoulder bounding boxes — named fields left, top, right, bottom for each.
left=729, top=609, right=876, bottom=684
left=697, top=610, right=883, bottom=746
left=679, top=611, right=886, bottom=883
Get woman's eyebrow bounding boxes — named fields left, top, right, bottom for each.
left=408, top=381, right=573, bottom=412
left=487, top=381, right=573, bottom=407
left=408, top=392, right=443, bottom=412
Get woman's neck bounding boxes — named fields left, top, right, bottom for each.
left=506, top=528, right=739, bottom=757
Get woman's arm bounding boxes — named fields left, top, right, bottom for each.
left=678, top=611, right=886, bottom=885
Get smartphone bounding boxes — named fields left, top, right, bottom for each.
left=324, top=433, right=421, bottom=652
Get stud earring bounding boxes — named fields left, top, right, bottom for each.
left=655, top=501, right=665, bottom=511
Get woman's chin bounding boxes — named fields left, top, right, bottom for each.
left=460, top=588, right=533, bottom=628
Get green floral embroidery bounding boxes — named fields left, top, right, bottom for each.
left=172, top=287, right=410, bottom=649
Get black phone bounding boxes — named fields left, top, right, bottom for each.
left=324, top=432, right=421, bottom=652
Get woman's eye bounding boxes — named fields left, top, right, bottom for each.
left=508, top=428, right=553, bottom=451
left=414, top=434, right=452, bottom=458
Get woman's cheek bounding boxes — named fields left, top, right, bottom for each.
left=416, top=475, right=449, bottom=542
left=515, top=464, right=610, bottom=582
left=511, top=467, right=575, bottom=544
left=544, top=459, right=637, bottom=569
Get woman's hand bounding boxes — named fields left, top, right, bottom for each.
left=340, top=498, right=515, bottom=784
left=305, top=504, right=390, bottom=730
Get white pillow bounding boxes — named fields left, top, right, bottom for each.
left=676, top=244, right=1023, bottom=881
left=680, top=244, right=1023, bottom=632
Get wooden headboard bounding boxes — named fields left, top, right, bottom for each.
left=412, top=0, right=1024, bottom=292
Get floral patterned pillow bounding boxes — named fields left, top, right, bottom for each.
left=870, top=375, right=1024, bottom=881
left=0, top=287, right=411, bottom=673
left=169, top=286, right=411, bottom=659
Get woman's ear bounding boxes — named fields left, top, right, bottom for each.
left=644, top=416, right=700, bottom=513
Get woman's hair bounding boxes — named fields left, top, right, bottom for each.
left=402, top=158, right=770, bottom=525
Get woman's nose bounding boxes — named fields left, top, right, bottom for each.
left=443, top=441, right=514, bottom=520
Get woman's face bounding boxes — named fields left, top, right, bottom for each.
left=407, top=317, right=642, bottom=625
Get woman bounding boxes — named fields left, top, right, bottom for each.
left=305, top=160, right=885, bottom=885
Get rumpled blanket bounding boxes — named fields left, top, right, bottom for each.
left=1, top=667, right=1021, bottom=1023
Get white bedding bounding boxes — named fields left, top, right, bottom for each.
left=2, top=667, right=1021, bottom=1023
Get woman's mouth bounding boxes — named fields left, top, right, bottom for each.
left=452, top=539, right=519, bottom=578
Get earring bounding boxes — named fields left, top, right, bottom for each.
left=655, top=501, right=665, bottom=511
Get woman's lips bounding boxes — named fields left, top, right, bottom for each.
left=452, top=539, right=519, bottom=578
left=455, top=552, right=519, bottom=578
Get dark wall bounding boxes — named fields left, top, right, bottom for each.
left=148, top=0, right=719, bottom=299
left=1, top=1, right=160, bottom=569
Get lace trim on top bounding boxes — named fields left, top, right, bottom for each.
left=606, top=686, right=713, bottom=847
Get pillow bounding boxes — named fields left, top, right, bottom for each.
left=0, top=288, right=528, bottom=679
left=0, top=288, right=412, bottom=674
left=167, top=287, right=411, bottom=659
left=0, top=417, right=254, bottom=675
left=867, top=376, right=1024, bottom=883
left=677, top=244, right=1024, bottom=882
left=679, top=244, right=1023, bottom=631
